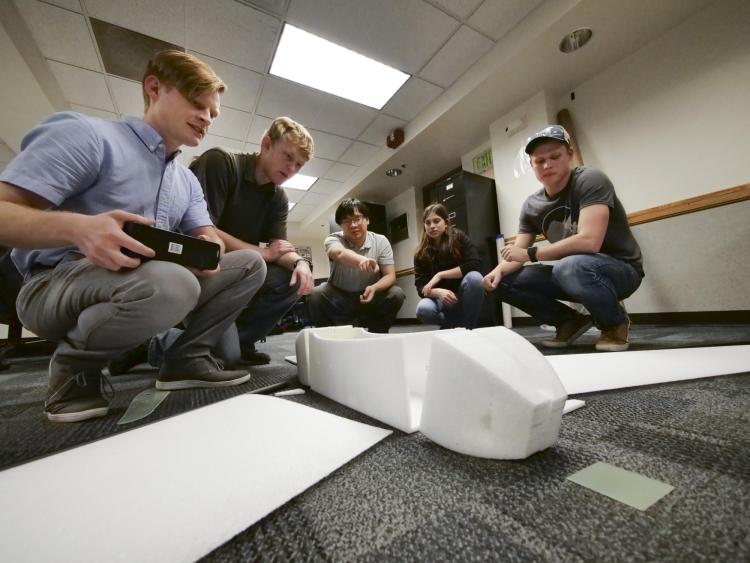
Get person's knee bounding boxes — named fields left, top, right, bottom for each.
left=415, top=298, right=435, bottom=321
left=385, top=285, right=406, bottom=305
left=136, top=262, right=201, bottom=324
left=223, top=249, right=267, bottom=280
left=461, top=270, right=484, bottom=289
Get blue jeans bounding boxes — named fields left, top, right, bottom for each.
left=495, top=254, right=642, bottom=329
left=416, top=271, right=485, bottom=329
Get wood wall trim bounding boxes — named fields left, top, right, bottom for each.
left=396, top=267, right=415, bottom=278
left=504, top=182, right=750, bottom=244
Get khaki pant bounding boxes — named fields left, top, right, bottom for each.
left=17, top=250, right=266, bottom=369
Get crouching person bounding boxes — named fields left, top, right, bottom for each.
left=0, top=50, right=266, bottom=422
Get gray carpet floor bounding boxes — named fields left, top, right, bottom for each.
left=1, top=323, right=749, bottom=561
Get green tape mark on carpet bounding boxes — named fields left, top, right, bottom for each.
left=117, top=389, right=171, bottom=425
left=567, top=461, right=674, bottom=511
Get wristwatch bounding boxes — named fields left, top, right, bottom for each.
left=527, top=246, right=539, bottom=263
left=294, top=258, right=313, bottom=271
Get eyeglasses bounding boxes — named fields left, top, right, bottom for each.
left=341, top=215, right=366, bottom=226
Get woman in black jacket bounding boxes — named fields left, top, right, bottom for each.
left=414, top=204, right=484, bottom=328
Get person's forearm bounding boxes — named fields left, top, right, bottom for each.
left=500, top=259, right=524, bottom=277
left=438, top=266, right=462, bottom=280
left=215, top=227, right=267, bottom=258
left=0, top=201, right=83, bottom=248
left=370, top=271, right=396, bottom=292
left=536, top=233, right=601, bottom=261
left=277, top=250, right=303, bottom=270
left=329, top=247, right=367, bottom=269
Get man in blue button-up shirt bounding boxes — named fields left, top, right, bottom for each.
left=0, top=50, right=266, bottom=423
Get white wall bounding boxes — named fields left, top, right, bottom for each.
left=562, top=0, right=750, bottom=210
left=486, top=0, right=750, bottom=316
left=460, top=140, right=494, bottom=180
left=385, top=186, right=421, bottom=319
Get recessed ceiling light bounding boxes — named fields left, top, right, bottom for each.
left=270, top=24, right=410, bottom=109
left=281, top=174, right=317, bottom=191
left=385, top=168, right=402, bottom=177
left=559, top=28, right=593, bottom=53
left=288, top=202, right=296, bottom=211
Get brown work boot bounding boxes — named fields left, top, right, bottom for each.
left=542, top=314, right=593, bottom=349
left=45, top=359, right=112, bottom=423
left=596, top=319, right=631, bottom=352
left=156, top=356, right=251, bottom=390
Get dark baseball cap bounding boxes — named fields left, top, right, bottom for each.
left=524, top=124, right=571, bottom=154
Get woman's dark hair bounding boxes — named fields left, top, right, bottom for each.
left=335, top=198, right=370, bottom=225
left=414, top=203, right=464, bottom=261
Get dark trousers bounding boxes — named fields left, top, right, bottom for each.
left=308, top=282, right=405, bottom=333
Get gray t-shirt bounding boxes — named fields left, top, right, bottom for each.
left=324, top=231, right=395, bottom=291
left=519, top=166, right=644, bottom=276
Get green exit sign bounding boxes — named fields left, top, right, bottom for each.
left=472, top=148, right=493, bottom=174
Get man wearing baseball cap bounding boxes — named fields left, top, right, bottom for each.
left=483, top=124, right=644, bottom=351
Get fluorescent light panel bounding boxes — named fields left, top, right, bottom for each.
left=281, top=173, right=317, bottom=191
left=288, top=202, right=296, bottom=211
left=270, top=24, right=409, bottom=110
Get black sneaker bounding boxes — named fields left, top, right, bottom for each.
left=541, top=314, right=593, bottom=349
left=107, top=341, right=149, bottom=376
left=156, top=357, right=251, bottom=390
left=239, top=348, right=271, bottom=366
left=45, top=360, right=112, bottom=423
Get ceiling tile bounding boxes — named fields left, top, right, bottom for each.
left=177, top=134, right=243, bottom=167
left=287, top=0, right=460, bottom=74
left=92, top=18, right=180, bottom=82
left=243, top=142, right=261, bottom=154
left=381, top=77, right=443, bottom=121
left=325, top=162, right=357, bottom=182
left=428, top=0, right=484, bottom=20
left=246, top=116, right=272, bottom=145
left=306, top=129, right=352, bottom=161
left=189, top=52, right=264, bottom=113
left=418, top=25, right=494, bottom=88
left=258, top=78, right=377, bottom=139
left=0, top=141, right=15, bottom=163
left=309, top=179, right=342, bottom=194
left=297, top=191, right=328, bottom=205
left=85, top=0, right=186, bottom=46
left=185, top=0, right=279, bottom=72
left=301, top=157, right=333, bottom=178
left=284, top=187, right=307, bottom=203
left=209, top=106, right=252, bottom=141
left=288, top=202, right=316, bottom=219
left=70, top=104, right=119, bottom=120
left=358, top=114, right=406, bottom=146
left=468, top=0, right=543, bottom=41
left=44, top=0, right=82, bottom=11
left=242, top=0, right=289, bottom=16
left=339, top=141, right=379, bottom=167
left=17, top=1, right=100, bottom=71
left=49, top=61, right=114, bottom=111
left=108, top=76, right=144, bottom=117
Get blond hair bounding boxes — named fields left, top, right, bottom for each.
left=142, top=50, right=226, bottom=111
left=264, top=116, right=314, bottom=159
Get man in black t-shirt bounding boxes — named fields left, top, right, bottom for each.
left=189, top=117, right=315, bottom=364
left=483, top=125, right=644, bottom=352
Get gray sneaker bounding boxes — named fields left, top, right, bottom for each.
left=156, top=357, right=251, bottom=390
left=542, top=314, right=593, bottom=349
left=45, top=360, right=112, bottom=423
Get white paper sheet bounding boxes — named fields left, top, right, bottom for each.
left=0, top=395, right=391, bottom=563
left=549, top=345, right=750, bottom=395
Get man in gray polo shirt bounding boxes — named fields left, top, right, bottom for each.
left=309, top=199, right=405, bottom=333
